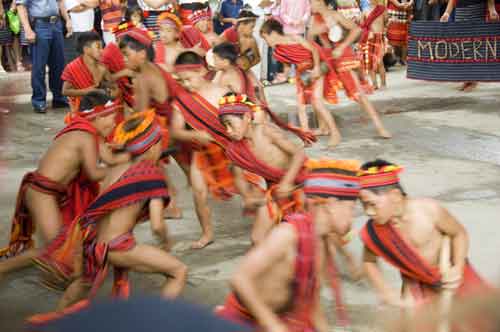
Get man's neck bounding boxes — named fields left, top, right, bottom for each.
left=82, top=54, right=97, bottom=68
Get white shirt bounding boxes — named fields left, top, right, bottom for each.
left=65, top=0, right=95, bottom=32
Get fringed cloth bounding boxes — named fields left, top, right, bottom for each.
left=173, top=89, right=263, bottom=199
left=337, top=5, right=362, bottom=22
left=273, top=43, right=340, bottom=105
left=235, top=68, right=316, bottom=144
left=179, top=2, right=211, bottom=26
left=360, top=220, right=491, bottom=304
left=100, top=43, right=135, bottom=107
left=0, top=119, right=100, bottom=260
left=217, top=213, right=318, bottom=331
left=61, top=56, right=95, bottom=114
left=32, top=161, right=169, bottom=297
left=359, top=33, right=384, bottom=73
left=387, top=2, right=410, bottom=47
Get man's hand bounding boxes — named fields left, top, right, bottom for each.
left=0, top=13, right=5, bottom=29
left=275, top=182, right=296, bottom=199
left=332, top=45, right=346, bottom=59
left=25, top=28, right=37, bottom=43
left=490, top=9, right=499, bottom=21
left=441, top=265, right=463, bottom=290
left=65, top=20, right=73, bottom=38
left=196, top=131, right=214, bottom=146
left=440, top=12, right=450, bottom=22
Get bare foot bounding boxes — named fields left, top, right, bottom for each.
left=191, top=236, right=214, bottom=250
left=327, top=133, right=342, bottom=149
left=164, top=207, right=183, bottom=220
left=462, top=82, right=478, bottom=92
left=377, top=127, right=392, bottom=139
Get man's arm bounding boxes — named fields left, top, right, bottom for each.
left=488, top=0, right=499, bottom=20
left=266, top=125, right=306, bottom=197
left=230, top=225, right=296, bottom=332
left=98, top=139, right=131, bottom=166
left=170, top=106, right=214, bottom=145
left=331, top=11, right=361, bottom=58
left=80, top=132, right=109, bottom=182
left=133, top=73, right=152, bottom=112
left=59, top=1, right=73, bottom=37
left=16, top=3, right=36, bottom=42
left=246, top=39, right=261, bottom=69
left=363, top=246, right=405, bottom=307
left=62, top=81, right=101, bottom=97
left=440, top=0, right=455, bottom=21
left=432, top=200, right=469, bottom=287
left=149, top=198, right=170, bottom=251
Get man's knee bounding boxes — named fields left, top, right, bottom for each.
left=170, top=262, right=188, bottom=281
left=192, top=184, right=208, bottom=202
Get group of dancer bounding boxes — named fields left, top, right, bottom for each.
left=0, top=0, right=492, bottom=331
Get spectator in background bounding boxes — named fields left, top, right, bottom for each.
left=137, top=0, right=174, bottom=41
left=100, top=0, right=124, bottom=45
left=0, top=0, right=14, bottom=72
left=64, top=0, right=98, bottom=64
left=413, top=0, right=444, bottom=20
left=16, top=0, right=72, bottom=113
left=7, top=0, right=26, bottom=71
left=219, top=0, right=244, bottom=31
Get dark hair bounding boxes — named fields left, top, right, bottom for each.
left=125, top=6, right=143, bottom=23
left=79, top=91, right=113, bottom=112
left=361, top=159, right=406, bottom=195
left=213, top=42, right=238, bottom=64
left=175, top=50, right=205, bottom=66
left=323, top=0, right=338, bottom=9
left=120, top=35, right=155, bottom=61
left=260, top=19, right=284, bottom=36
left=237, top=10, right=258, bottom=26
left=76, top=31, right=102, bottom=54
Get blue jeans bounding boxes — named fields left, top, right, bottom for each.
left=30, top=19, right=66, bottom=108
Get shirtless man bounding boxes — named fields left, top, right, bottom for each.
left=358, top=0, right=387, bottom=89
left=220, top=10, right=261, bottom=72
left=260, top=19, right=342, bottom=148
left=218, top=94, right=308, bottom=244
left=30, top=111, right=187, bottom=320
left=155, top=12, right=187, bottom=73
left=0, top=92, right=120, bottom=279
left=120, top=27, right=184, bottom=218
left=308, top=0, right=392, bottom=140
left=212, top=42, right=267, bottom=105
left=172, top=51, right=265, bottom=249
left=62, top=32, right=109, bottom=113
left=217, top=160, right=361, bottom=332
left=358, top=159, right=487, bottom=309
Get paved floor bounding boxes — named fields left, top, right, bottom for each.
left=0, top=68, right=499, bottom=331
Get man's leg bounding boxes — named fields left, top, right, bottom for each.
left=108, top=244, right=187, bottom=298
left=311, top=77, right=341, bottom=148
left=250, top=204, right=274, bottom=245
left=378, top=61, right=387, bottom=89
left=47, top=21, right=66, bottom=105
left=190, top=156, right=214, bottom=249
left=0, top=188, right=63, bottom=278
left=31, top=22, right=50, bottom=111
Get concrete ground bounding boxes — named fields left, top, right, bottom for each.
left=0, top=67, right=499, bottom=331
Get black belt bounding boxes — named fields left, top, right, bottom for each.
left=32, top=16, right=60, bottom=23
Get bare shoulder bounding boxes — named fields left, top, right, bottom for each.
left=408, top=197, right=445, bottom=223
left=64, top=129, right=97, bottom=143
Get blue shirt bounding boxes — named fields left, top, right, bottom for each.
left=220, top=0, right=243, bottom=31
left=359, top=0, right=371, bottom=12
left=16, top=0, right=60, bottom=18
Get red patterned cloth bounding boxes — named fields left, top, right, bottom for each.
left=217, top=213, right=318, bottom=331
left=0, top=119, right=100, bottom=260
left=359, top=33, right=385, bottom=73
left=387, top=2, right=409, bottom=47
left=273, top=43, right=340, bottom=105
left=180, top=26, right=211, bottom=51
left=61, top=56, right=95, bottom=113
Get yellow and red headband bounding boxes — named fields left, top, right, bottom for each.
left=79, top=99, right=122, bottom=120
left=358, top=165, right=403, bottom=189
left=218, top=94, right=260, bottom=119
left=112, top=21, right=135, bottom=39
left=304, top=159, right=361, bottom=200
left=157, top=12, right=182, bottom=30
left=114, top=110, right=162, bottom=156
